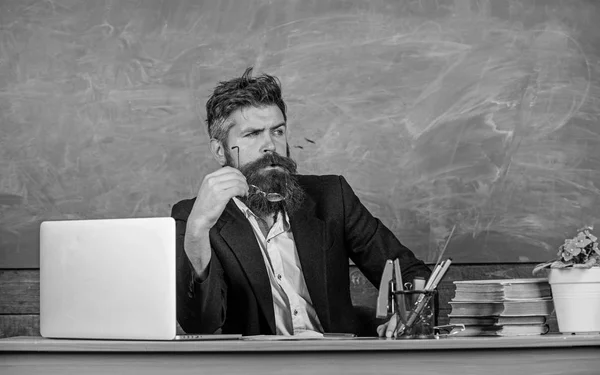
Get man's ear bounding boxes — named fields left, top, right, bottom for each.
left=210, top=138, right=227, bottom=166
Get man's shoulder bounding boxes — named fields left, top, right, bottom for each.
left=296, top=173, right=354, bottom=189
left=296, top=174, right=353, bottom=198
left=296, top=174, right=341, bottom=186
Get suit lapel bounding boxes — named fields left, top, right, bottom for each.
left=289, top=196, right=331, bottom=332
left=217, top=200, right=276, bottom=334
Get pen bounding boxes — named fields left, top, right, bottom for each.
left=431, top=258, right=452, bottom=288
left=412, top=276, right=425, bottom=305
left=425, top=261, right=443, bottom=290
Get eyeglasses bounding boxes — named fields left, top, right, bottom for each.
left=231, top=146, right=285, bottom=202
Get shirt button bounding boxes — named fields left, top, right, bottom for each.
left=277, top=274, right=282, bottom=280
left=293, top=309, right=298, bottom=316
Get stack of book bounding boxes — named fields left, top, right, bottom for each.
left=448, top=278, right=554, bottom=337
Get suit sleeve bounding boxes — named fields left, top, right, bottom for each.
left=171, top=201, right=227, bottom=334
left=337, top=176, right=432, bottom=289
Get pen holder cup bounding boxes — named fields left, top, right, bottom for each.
left=393, top=289, right=436, bottom=339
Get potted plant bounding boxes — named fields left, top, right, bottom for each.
left=533, top=226, right=600, bottom=334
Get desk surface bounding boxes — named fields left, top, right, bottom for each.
left=1, top=334, right=599, bottom=352
left=2, top=335, right=600, bottom=375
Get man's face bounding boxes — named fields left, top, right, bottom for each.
left=218, top=105, right=304, bottom=216
left=224, top=105, right=288, bottom=168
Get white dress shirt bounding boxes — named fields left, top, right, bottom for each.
left=233, top=198, right=324, bottom=335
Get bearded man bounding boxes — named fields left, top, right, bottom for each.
left=172, top=67, right=432, bottom=337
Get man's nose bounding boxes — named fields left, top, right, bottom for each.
left=261, top=133, right=276, bottom=153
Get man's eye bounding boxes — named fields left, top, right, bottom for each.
left=246, top=131, right=259, bottom=137
left=273, top=128, right=285, bottom=136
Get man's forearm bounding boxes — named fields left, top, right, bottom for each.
left=176, top=240, right=227, bottom=334
left=184, top=223, right=212, bottom=281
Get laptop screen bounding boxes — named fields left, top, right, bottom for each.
left=39, top=217, right=176, bottom=340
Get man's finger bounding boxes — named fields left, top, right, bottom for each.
left=201, top=172, right=247, bottom=194
left=206, top=169, right=246, bottom=184
left=222, top=185, right=249, bottom=199
left=214, top=179, right=248, bottom=193
left=386, top=314, right=398, bottom=338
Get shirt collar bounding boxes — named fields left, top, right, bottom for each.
left=232, top=197, right=291, bottom=231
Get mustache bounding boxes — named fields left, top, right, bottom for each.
left=239, top=152, right=297, bottom=176
left=235, top=152, right=304, bottom=217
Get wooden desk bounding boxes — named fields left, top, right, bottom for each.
left=1, top=335, right=599, bottom=375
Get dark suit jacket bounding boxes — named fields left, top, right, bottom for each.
left=172, top=174, right=431, bottom=336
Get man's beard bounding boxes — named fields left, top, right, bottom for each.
left=226, top=150, right=305, bottom=217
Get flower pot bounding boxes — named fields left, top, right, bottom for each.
left=548, top=267, right=600, bottom=334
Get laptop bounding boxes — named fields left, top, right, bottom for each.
left=39, top=217, right=240, bottom=341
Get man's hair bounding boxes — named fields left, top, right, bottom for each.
left=205, top=67, right=287, bottom=144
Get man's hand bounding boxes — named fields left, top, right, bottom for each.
left=376, top=314, right=398, bottom=338
left=188, top=167, right=248, bottom=230
left=185, top=167, right=248, bottom=278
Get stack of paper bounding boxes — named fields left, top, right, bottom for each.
left=448, top=278, right=553, bottom=337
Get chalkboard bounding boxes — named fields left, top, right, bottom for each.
left=1, top=0, right=599, bottom=267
